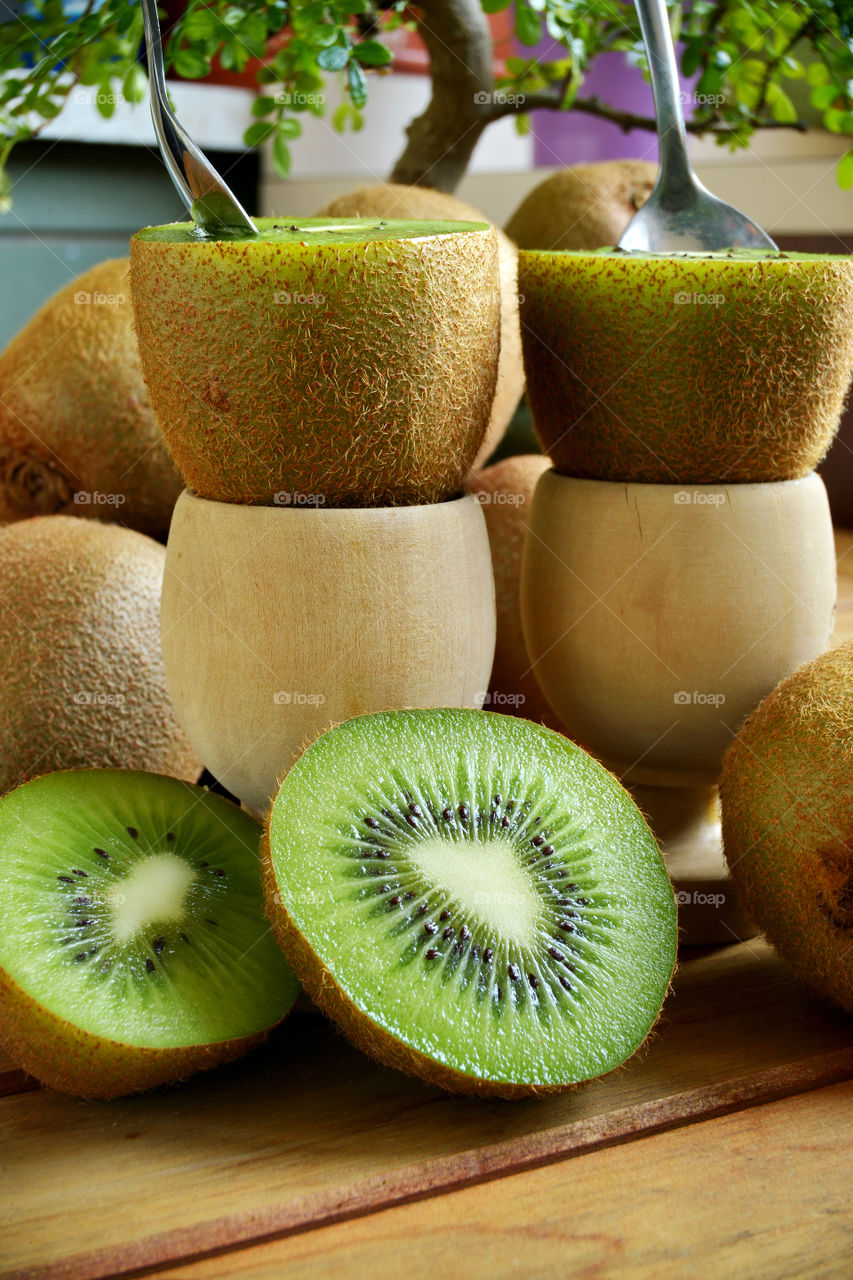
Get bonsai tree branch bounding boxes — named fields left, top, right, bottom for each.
left=483, top=91, right=810, bottom=135
left=389, top=0, right=496, bottom=191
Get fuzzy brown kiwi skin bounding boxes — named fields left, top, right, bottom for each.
left=721, top=640, right=853, bottom=1015
left=520, top=250, right=853, bottom=484
left=0, top=259, right=181, bottom=540
left=0, top=516, right=201, bottom=794
left=261, top=827, right=670, bottom=1100
left=130, top=223, right=501, bottom=508
left=315, top=184, right=524, bottom=469
left=0, top=966, right=273, bottom=1100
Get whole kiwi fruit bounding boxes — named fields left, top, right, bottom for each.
left=721, top=641, right=853, bottom=1014
left=0, top=259, right=181, bottom=540
left=0, top=515, right=201, bottom=793
left=506, top=161, right=658, bottom=251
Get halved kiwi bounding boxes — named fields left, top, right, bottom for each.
left=0, top=769, right=299, bottom=1098
left=264, top=709, right=677, bottom=1098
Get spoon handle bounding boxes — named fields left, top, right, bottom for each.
left=635, top=0, right=696, bottom=204
left=140, top=0, right=257, bottom=234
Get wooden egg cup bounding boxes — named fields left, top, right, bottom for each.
left=161, top=491, right=496, bottom=817
left=521, top=471, right=837, bottom=945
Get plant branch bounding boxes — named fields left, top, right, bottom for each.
left=484, top=90, right=810, bottom=135
left=389, top=0, right=495, bottom=191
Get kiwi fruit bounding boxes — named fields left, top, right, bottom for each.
left=0, top=768, right=299, bottom=1097
left=519, top=248, right=853, bottom=483
left=263, top=708, right=677, bottom=1098
left=0, top=515, right=201, bottom=794
left=721, top=641, right=853, bottom=1014
left=130, top=218, right=501, bottom=507
left=315, top=184, right=524, bottom=468
left=0, top=259, right=182, bottom=540
left=506, top=161, right=657, bottom=251
left=465, top=455, right=564, bottom=730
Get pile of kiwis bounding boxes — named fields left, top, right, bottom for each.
left=0, top=195, right=682, bottom=1102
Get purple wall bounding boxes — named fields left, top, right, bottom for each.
left=530, top=43, right=696, bottom=168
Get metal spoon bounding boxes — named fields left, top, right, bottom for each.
left=618, top=0, right=777, bottom=252
left=140, top=0, right=257, bottom=236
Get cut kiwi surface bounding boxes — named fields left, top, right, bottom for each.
left=264, top=709, right=677, bottom=1097
left=0, top=769, right=299, bottom=1098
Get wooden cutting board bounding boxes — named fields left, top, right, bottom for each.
left=3, top=938, right=853, bottom=1280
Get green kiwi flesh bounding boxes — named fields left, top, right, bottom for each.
left=264, top=709, right=677, bottom=1098
left=0, top=769, right=299, bottom=1098
left=519, top=247, right=853, bottom=483
left=130, top=217, right=501, bottom=508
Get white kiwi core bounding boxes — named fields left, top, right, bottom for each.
left=110, top=853, right=197, bottom=944
left=408, top=836, right=541, bottom=945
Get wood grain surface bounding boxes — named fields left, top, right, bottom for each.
left=3, top=939, right=853, bottom=1280
left=172, top=1079, right=853, bottom=1280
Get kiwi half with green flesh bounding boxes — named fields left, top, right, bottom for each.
left=0, top=769, right=299, bottom=1098
left=130, top=218, right=501, bottom=507
left=264, top=708, right=677, bottom=1098
left=519, top=248, right=853, bottom=483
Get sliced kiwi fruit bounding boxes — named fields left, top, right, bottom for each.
left=264, top=709, right=677, bottom=1098
left=130, top=217, right=501, bottom=508
left=519, top=246, right=853, bottom=483
left=0, top=769, right=299, bottom=1098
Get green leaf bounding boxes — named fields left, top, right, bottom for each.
left=95, top=83, right=116, bottom=119
left=318, top=45, right=350, bottom=71
left=272, top=129, right=292, bottom=175
left=180, top=9, right=221, bottom=41
left=240, top=14, right=269, bottom=55
left=514, top=4, right=542, bottom=47
left=348, top=59, right=367, bottom=108
left=838, top=147, right=853, bottom=189
left=806, top=60, right=830, bottom=87
left=353, top=40, right=392, bottom=67
left=332, top=101, right=350, bottom=131
left=307, top=25, right=340, bottom=49
left=172, top=48, right=211, bottom=80
left=252, top=95, right=278, bottom=117
left=681, top=41, right=703, bottom=77
left=811, top=84, right=840, bottom=110
left=768, top=85, right=798, bottom=125
left=243, top=120, right=276, bottom=147
left=481, top=0, right=513, bottom=11
left=0, top=167, right=12, bottom=215
left=122, top=64, right=148, bottom=106
left=277, top=116, right=302, bottom=138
